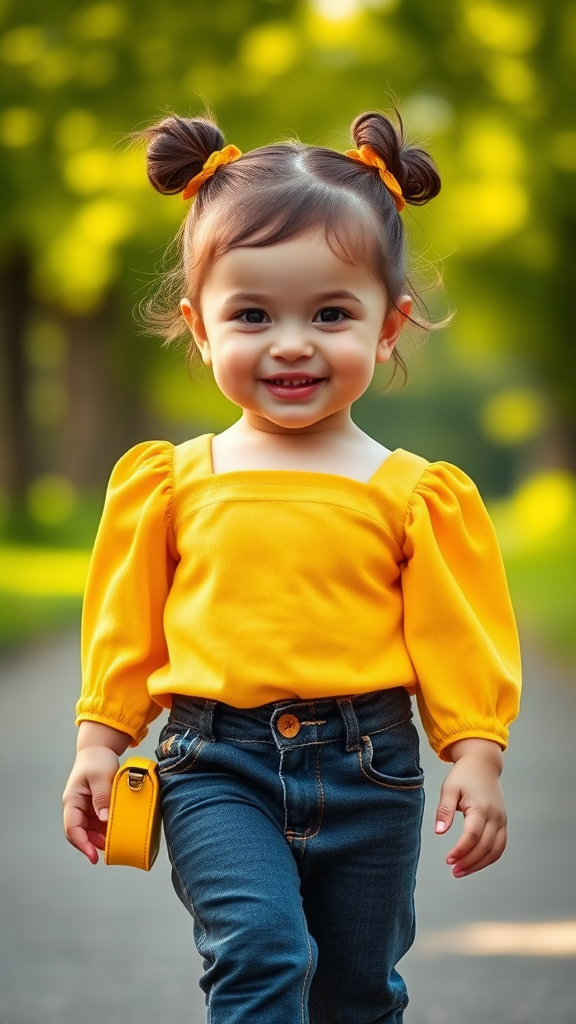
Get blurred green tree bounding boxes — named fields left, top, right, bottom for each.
left=0, top=0, right=574, bottom=512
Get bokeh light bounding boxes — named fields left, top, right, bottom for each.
left=0, top=106, right=41, bottom=147
left=27, top=475, right=77, bottom=525
left=490, top=471, right=576, bottom=553
left=462, top=3, right=541, bottom=54
left=240, top=23, right=299, bottom=76
left=480, top=389, right=548, bottom=446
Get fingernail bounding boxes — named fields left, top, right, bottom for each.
left=446, top=856, right=455, bottom=864
left=454, top=870, right=466, bottom=877
left=98, top=808, right=108, bottom=822
left=435, top=821, right=447, bottom=833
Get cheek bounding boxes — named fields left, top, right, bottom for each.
left=335, top=337, right=378, bottom=382
left=211, top=341, right=255, bottom=390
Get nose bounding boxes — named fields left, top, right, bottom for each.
left=269, top=328, right=314, bottom=361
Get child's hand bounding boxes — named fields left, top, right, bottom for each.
left=62, top=746, right=120, bottom=864
left=63, top=721, right=131, bottom=864
left=434, top=738, right=507, bottom=879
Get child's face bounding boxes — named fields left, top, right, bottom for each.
left=181, top=229, right=411, bottom=433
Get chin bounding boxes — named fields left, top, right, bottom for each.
left=268, top=414, right=333, bottom=432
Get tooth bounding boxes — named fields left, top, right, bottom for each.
left=268, top=378, right=318, bottom=385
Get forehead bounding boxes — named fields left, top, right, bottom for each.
left=200, top=229, right=383, bottom=302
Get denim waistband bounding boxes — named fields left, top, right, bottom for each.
left=169, top=687, right=413, bottom=751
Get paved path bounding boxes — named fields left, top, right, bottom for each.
left=1, top=632, right=575, bottom=1023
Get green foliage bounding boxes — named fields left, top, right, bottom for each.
left=1, top=0, right=569, bottom=452
left=505, top=547, right=576, bottom=663
left=2, top=0, right=574, bottom=345
left=1, top=1, right=576, bottom=646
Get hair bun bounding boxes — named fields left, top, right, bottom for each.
left=351, top=110, right=441, bottom=206
left=139, top=115, right=226, bottom=196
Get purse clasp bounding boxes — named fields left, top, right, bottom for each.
left=127, top=767, right=147, bottom=792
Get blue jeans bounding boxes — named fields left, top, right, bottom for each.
left=156, top=688, right=425, bottom=1024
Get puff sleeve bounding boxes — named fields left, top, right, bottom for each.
left=401, top=462, right=521, bottom=761
left=76, top=441, right=178, bottom=745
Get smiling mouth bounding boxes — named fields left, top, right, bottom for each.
left=261, top=377, right=325, bottom=387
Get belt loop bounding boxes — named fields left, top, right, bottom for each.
left=199, top=699, right=217, bottom=742
left=337, top=698, right=361, bottom=752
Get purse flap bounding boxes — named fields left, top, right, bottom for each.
left=105, top=757, right=160, bottom=870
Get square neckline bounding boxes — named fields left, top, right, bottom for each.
left=204, top=433, right=401, bottom=488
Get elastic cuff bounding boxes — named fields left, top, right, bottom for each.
left=75, top=712, right=147, bottom=746
left=434, top=728, right=508, bottom=763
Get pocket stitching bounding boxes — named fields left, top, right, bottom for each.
left=357, top=735, right=424, bottom=790
left=168, top=737, right=206, bottom=775
left=157, top=729, right=206, bottom=775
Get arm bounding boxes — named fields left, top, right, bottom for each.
left=401, top=462, right=522, bottom=762
left=62, top=721, right=132, bottom=865
left=434, top=737, right=507, bottom=878
left=399, top=463, right=521, bottom=876
left=65, top=441, right=175, bottom=863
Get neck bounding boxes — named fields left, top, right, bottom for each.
left=239, top=408, right=361, bottom=441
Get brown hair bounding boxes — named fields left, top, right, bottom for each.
left=136, top=110, right=443, bottom=384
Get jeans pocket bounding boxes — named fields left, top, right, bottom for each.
left=358, top=718, right=425, bottom=790
left=155, top=722, right=206, bottom=775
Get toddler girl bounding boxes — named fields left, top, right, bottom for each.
left=63, top=109, right=521, bottom=1024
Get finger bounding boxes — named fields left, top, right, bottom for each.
left=451, top=821, right=499, bottom=872
left=64, top=822, right=100, bottom=863
left=85, top=815, right=107, bottom=847
left=434, top=783, right=459, bottom=835
left=91, top=796, right=110, bottom=822
left=448, top=805, right=507, bottom=865
left=63, top=801, right=100, bottom=862
left=87, top=828, right=107, bottom=851
left=85, top=808, right=108, bottom=839
left=453, top=827, right=507, bottom=877
left=446, top=808, right=486, bottom=863
left=89, top=775, right=115, bottom=823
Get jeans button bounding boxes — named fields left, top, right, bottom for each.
left=277, top=713, right=300, bottom=738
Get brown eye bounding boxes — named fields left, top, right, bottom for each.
left=238, top=308, right=268, bottom=324
left=317, top=307, right=347, bottom=323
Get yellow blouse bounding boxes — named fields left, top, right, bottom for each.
left=77, top=434, right=521, bottom=760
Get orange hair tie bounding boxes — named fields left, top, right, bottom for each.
left=182, top=144, right=242, bottom=200
left=345, top=144, right=406, bottom=212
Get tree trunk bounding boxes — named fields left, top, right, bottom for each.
left=60, top=297, right=151, bottom=488
left=0, top=250, right=33, bottom=499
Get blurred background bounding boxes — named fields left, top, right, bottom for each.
left=2, top=6, right=576, bottom=1021
left=0, top=0, right=575, bottom=659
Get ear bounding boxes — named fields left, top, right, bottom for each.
left=180, top=298, right=212, bottom=366
left=375, top=295, right=412, bottom=364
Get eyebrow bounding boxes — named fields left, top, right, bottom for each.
left=222, top=289, right=363, bottom=305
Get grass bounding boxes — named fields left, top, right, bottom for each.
left=0, top=496, right=99, bottom=651
left=0, top=544, right=89, bottom=651
left=0, top=591, right=81, bottom=649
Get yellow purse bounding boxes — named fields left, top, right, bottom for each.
left=104, top=757, right=161, bottom=871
